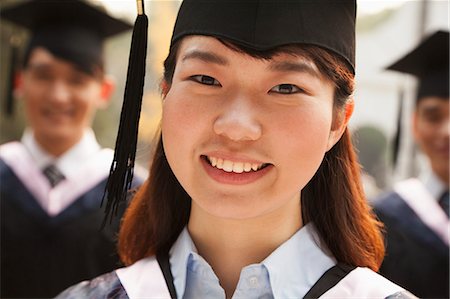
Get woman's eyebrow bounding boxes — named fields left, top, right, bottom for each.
left=268, top=61, right=320, bottom=78
left=180, top=50, right=320, bottom=79
left=181, top=50, right=229, bottom=65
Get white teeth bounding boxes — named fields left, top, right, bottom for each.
left=217, top=158, right=224, bottom=168
left=222, top=160, right=233, bottom=172
left=207, top=156, right=265, bottom=173
left=233, top=162, right=244, bottom=173
left=210, top=157, right=217, bottom=167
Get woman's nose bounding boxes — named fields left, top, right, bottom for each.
left=213, top=94, right=262, bottom=142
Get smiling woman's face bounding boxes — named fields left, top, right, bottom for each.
left=162, top=36, right=344, bottom=220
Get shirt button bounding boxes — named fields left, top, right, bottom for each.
left=249, top=276, right=258, bottom=288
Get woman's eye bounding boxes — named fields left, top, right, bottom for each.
left=270, top=84, right=302, bottom=94
left=190, top=75, right=221, bottom=86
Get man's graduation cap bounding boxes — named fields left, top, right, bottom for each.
left=387, top=30, right=449, bottom=167
left=103, top=0, right=357, bottom=222
left=1, top=0, right=132, bottom=115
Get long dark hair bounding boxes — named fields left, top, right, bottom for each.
left=118, top=38, right=384, bottom=271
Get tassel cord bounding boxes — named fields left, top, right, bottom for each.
left=102, top=13, right=148, bottom=226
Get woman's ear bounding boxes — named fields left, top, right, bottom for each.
left=160, top=80, right=170, bottom=97
left=344, top=98, right=355, bottom=125
left=326, top=98, right=354, bottom=151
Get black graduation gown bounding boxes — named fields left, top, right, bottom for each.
left=374, top=182, right=449, bottom=299
left=0, top=145, right=143, bottom=298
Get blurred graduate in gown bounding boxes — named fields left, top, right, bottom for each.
left=374, top=30, right=449, bottom=299
left=0, top=1, right=144, bottom=297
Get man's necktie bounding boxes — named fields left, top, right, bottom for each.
left=42, top=164, right=65, bottom=187
left=438, top=190, right=449, bottom=217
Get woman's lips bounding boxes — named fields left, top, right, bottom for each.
left=201, top=155, right=273, bottom=185
left=206, top=155, right=269, bottom=173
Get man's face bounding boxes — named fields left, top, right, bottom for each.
left=18, top=47, right=109, bottom=150
left=413, top=96, right=449, bottom=182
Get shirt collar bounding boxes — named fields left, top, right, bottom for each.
left=262, top=223, right=336, bottom=298
left=421, top=169, right=448, bottom=201
left=21, top=128, right=101, bottom=178
left=169, top=227, right=198, bottom=299
left=21, top=128, right=53, bottom=169
left=169, top=223, right=336, bottom=299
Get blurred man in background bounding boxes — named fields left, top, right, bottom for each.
left=374, top=30, right=449, bottom=299
left=0, top=1, right=144, bottom=297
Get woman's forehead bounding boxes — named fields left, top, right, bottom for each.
left=176, top=36, right=319, bottom=71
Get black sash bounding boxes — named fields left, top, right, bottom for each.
left=157, top=253, right=178, bottom=299
left=157, top=253, right=354, bottom=299
left=303, top=263, right=356, bottom=298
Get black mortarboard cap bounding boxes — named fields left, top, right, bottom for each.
left=1, top=0, right=132, bottom=116
left=102, top=0, right=357, bottom=222
left=387, top=30, right=449, bottom=100
left=172, top=0, right=356, bottom=73
left=1, top=0, right=132, bottom=65
left=1, top=0, right=132, bottom=42
left=1, top=0, right=132, bottom=69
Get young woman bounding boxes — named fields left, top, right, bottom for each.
left=58, top=0, right=416, bottom=298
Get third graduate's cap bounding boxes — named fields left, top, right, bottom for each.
left=387, top=30, right=449, bottom=100
left=171, top=0, right=357, bottom=73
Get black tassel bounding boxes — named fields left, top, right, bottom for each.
left=392, top=88, right=404, bottom=169
left=102, top=0, right=148, bottom=226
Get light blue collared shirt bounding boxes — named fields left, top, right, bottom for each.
left=169, top=223, right=336, bottom=299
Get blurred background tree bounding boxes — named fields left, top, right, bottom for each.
left=353, top=125, right=389, bottom=191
